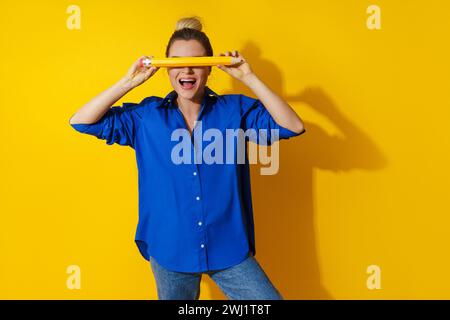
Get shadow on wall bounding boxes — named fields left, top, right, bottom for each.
left=202, top=41, right=388, bottom=300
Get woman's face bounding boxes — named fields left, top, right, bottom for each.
left=167, top=39, right=211, bottom=102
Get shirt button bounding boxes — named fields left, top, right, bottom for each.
left=196, top=196, right=200, bottom=201
left=198, top=221, right=202, bottom=226
left=200, top=244, right=205, bottom=248
left=193, top=171, right=197, bottom=176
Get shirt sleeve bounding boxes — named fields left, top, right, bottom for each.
left=69, top=97, right=150, bottom=149
left=240, top=94, right=306, bottom=146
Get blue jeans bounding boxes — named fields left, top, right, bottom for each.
left=149, top=254, right=284, bottom=300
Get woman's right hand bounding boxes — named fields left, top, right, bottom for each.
left=121, top=55, right=160, bottom=89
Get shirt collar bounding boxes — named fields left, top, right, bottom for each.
left=158, top=86, right=219, bottom=108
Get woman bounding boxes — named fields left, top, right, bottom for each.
left=69, top=16, right=305, bottom=300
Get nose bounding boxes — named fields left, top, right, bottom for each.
left=180, top=66, right=194, bottom=73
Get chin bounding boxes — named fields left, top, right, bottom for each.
left=177, top=89, right=195, bottom=99
left=176, top=84, right=204, bottom=99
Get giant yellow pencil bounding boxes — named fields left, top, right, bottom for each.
left=140, top=56, right=242, bottom=68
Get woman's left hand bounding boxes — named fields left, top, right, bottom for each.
left=216, top=50, right=254, bottom=83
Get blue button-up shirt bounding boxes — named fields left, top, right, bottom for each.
left=70, top=86, right=305, bottom=272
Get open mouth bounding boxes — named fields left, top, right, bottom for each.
left=178, top=78, right=197, bottom=90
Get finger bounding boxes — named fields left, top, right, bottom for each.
left=129, top=58, right=144, bottom=75
left=145, top=66, right=159, bottom=78
left=151, top=66, right=160, bottom=74
left=230, top=58, right=242, bottom=66
left=216, top=64, right=228, bottom=71
left=144, top=67, right=154, bottom=78
left=234, top=51, right=245, bottom=64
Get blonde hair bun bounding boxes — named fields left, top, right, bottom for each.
left=175, top=16, right=203, bottom=31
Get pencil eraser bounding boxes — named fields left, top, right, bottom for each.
left=142, top=58, right=152, bottom=67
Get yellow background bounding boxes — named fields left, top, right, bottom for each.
left=1, top=0, right=449, bottom=299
